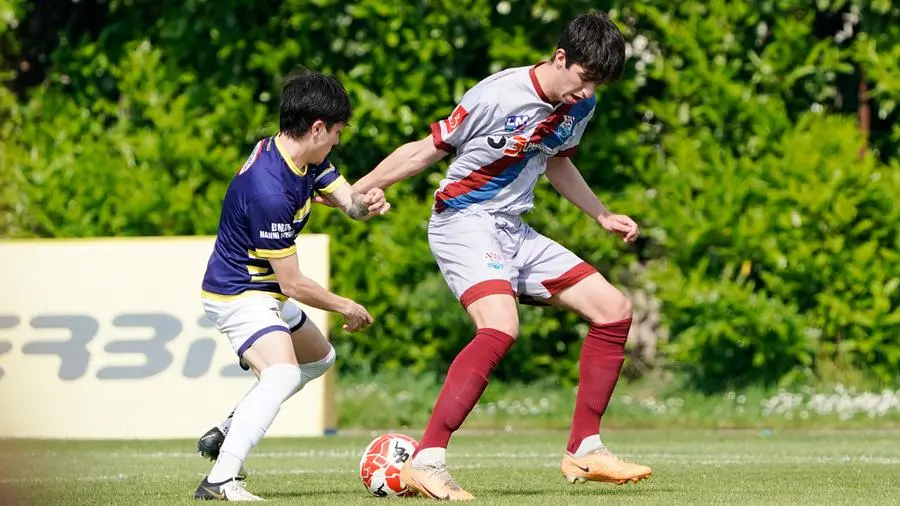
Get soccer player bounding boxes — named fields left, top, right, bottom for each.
left=351, top=11, right=651, bottom=500
left=193, top=68, right=390, bottom=501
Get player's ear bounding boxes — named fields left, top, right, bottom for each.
left=310, top=119, right=326, bottom=139
left=554, top=48, right=567, bottom=69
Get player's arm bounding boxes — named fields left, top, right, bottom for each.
left=354, top=89, right=497, bottom=193
left=351, top=136, right=449, bottom=194
left=317, top=179, right=391, bottom=220
left=249, top=193, right=372, bottom=331
left=545, top=156, right=639, bottom=243
left=269, top=254, right=372, bottom=332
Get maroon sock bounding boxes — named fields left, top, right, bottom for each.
left=566, top=317, right=631, bottom=454
left=415, top=328, right=515, bottom=453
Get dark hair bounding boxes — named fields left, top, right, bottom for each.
left=556, top=11, right=626, bottom=84
left=279, top=67, right=352, bottom=139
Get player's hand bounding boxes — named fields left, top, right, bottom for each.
left=598, top=214, right=640, bottom=243
left=361, top=188, right=391, bottom=219
left=340, top=300, right=374, bottom=333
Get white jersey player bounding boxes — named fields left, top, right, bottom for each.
left=353, top=11, right=652, bottom=501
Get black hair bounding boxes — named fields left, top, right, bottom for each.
left=556, top=11, right=626, bottom=84
left=279, top=67, right=352, bottom=139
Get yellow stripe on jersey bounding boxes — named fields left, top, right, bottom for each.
left=250, top=273, right=277, bottom=282
left=250, top=244, right=297, bottom=259
left=293, top=198, right=311, bottom=222
left=247, top=265, right=270, bottom=275
left=200, top=289, right=288, bottom=302
left=319, top=175, right=347, bottom=195
left=273, top=135, right=308, bottom=176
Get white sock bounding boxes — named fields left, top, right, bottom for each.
left=412, top=447, right=447, bottom=468
left=219, top=382, right=259, bottom=434
left=297, top=346, right=335, bottom=391
left=207, top=364, right=302, bottom=482
left=574, top=434, right=604, bottom=457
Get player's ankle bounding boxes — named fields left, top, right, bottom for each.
left=412, top=447, right=447, bottom=467
left=573, top=434, right=604, bottom=457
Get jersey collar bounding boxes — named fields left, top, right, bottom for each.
left=529, top=62, right=555, bottom=105
left=273, top=135, right=308, bottom=177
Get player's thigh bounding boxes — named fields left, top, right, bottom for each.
left=428, top=212, right=518, bottom=312
left=518, top=231, right=631, bottom=324
left=465, top=293, right=519, bottom=338
left=548, top=272, right=632, bottom=324
left=202, top=294, right=299, bottom=371
left=282, top=302, right=332, bottom=364
left=241, top=329, right=297, bottom=371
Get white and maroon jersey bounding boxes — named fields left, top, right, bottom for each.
left=430, top=64, right=596, bottom=216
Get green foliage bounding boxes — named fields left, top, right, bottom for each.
left=2, top=0, right=899, bottom=389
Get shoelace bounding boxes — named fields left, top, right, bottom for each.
left=227, top=480, right=259, bottom=499
left=428, top=465, right=463, bottom=490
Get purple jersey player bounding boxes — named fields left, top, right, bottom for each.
left=193, top=68, right=390, bottom=501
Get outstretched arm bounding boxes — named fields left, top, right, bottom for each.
left=352, top=135, right=449, bottom=194
left=545, top=156, right=639, bottom=243
left=317, top=180, right=391, bottom=220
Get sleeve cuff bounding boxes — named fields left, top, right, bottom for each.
left=430, top=122, right=455, bottom=153
left=252, top=244, right=297, bottom=259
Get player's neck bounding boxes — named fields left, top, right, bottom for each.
left=532, top=62, right=562, bottom=104
left=274, top=132, right=316, bottom=167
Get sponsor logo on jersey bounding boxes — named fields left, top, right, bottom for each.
left=557, top=115, right=576, bottom=140
left=444, top=105, right=469, bottom=133
left=485, top=251, right=504, bottom=270
left=487, top=135, right=557, bottom=157
left=237, top=140, right=264, bottom=175
left=504, top=114, right=529, bottom=132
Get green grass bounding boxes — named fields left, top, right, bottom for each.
left=4, top=429, right=899, bottom=505
left=336, top=373, right=900, bottom=430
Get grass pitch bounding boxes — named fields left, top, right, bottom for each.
left=3, top=429, right=898, bottom=505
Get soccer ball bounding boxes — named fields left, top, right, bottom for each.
left=359, top=433, right=419, bottom=497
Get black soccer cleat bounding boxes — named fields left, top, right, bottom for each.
left=197, top=426, right=226, bottom=461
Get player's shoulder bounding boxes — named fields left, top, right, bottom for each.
left=570, top=94, right=598, bottom=118
left=463, top=65, right=532, bottom=113
left=230, top=139, right=287, bottom=192
left=311, top=158, right=334, bottom=174
left=470, top=66, right=529, bottom=94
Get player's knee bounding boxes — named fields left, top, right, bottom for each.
left=299, top=345, right=336, bottom=388
left=259, top=362, right=304, bottom=401
left=591, top=290, right=633, bottom=325
left=467, top=298, right=519, bottom=339
left=482, top=320, right=518, bottom=340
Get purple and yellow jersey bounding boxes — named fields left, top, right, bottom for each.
left=201, top=136, right=345, bottom=301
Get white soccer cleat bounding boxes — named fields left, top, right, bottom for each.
left=194, top=477, right=264, bottom=501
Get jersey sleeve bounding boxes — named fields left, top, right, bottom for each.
left=247, top=193, right=297, bottom=258
left=555, top=100, right=596, bottom=158
left=430, top=87, right=499, bottom=153
left=312, top=160, right=347, bottom=195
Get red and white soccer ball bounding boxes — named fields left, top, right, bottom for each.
left=359, top=433, right=419, bottom=497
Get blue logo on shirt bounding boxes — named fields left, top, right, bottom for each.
left=556, top=115, right=576, bottom=140
left=505, top=115, right=529, bottom=132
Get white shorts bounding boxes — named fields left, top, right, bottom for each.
left=201, top=293, right=307, bottom=360
left=428, top=210, right=596, bottom=308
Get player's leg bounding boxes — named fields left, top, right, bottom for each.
left=284, top=302, right=336, bottom=391
left=197, top=302, right=319, bottom=462
left=195, top=295, right=305, bottom=501
left=517, top=228, right=651, bottom=484
left=402, top=213, right=518, bottom=501
left=197, top=379, right=256, bottom=463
